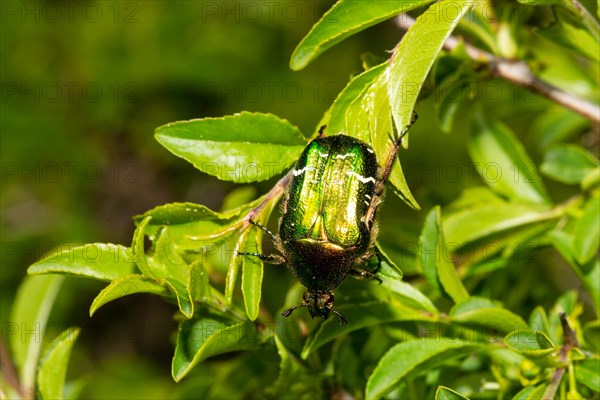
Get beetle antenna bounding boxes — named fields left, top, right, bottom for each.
left=332, top=310, right=348, bottom=325
left=281, top=303, right=306, bottom=317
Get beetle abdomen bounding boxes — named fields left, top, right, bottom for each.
left=282, top=239, right=358, bottom=291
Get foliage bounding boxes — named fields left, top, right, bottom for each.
left=3, top=0, right=599, bottom=399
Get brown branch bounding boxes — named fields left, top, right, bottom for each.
left=395, top=15, right=600, bottom=125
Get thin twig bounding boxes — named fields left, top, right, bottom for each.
left=395, top=15, right=600, bottom=125
left=542, top=312, right=579, bottom=399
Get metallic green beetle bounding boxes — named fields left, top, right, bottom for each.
left=241, top=120, right=416, bottom=324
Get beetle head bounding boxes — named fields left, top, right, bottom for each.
left=305, top=291, right=348, bottom=325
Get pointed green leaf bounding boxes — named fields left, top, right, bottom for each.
left=164, top=277, right=194, bottom=319
left=436, top=386, right=471, bottom=400
left=450, top=304, right=527, bottom=334
left=9, top=275, right=64, bottom=393
left=541, top=145, right=599, bottom=184
left=290, top=0, right=432, bottom=70
left=89, top=274, right=167, bottom=315
left=153, top=228, right=189, bottom=285
left=420, top=206, right=469, bottom=303
left=131, top=216, right=153, bottom=277
left=37, top=328, right=80, bottom=400
left=366, top=340, right=482, bottom=400
left=469, top=114, right=550, bottom=204
left=241, top=230, right=263, bottom=321
left=134, top=200, right=260, bottom=250
left=504, top=330, right=556, bottom=357
left=444, top=200, right=554, bottom=245
left=575, top=358, right=600, bottom=392
left=172, top=319, right=263, bottom=381
left=512, top=383, right=550, bottom=400
left=189, top=259, right=210, bottom=302
left=382, top=276, right=438, bottom=314
left=574, top=196, right=600, bottom=264
left=28, top=244, right=137, bottom=281
left=301, top=300, right=436, bottom=358
left=155, top=112, right=306, bottom=183
left=389, top=0, right=473, bottom=139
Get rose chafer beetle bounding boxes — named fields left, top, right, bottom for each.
left=240, top=118, right=417, bottom=324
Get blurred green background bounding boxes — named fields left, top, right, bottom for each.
left=1, top=1, right=596, bottom=398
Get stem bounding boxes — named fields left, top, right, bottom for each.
left=565, top=0, right=600, bottom=42
left=0, top=342, right=25, bottom=398
left=395, top=15, right=600, bottom=124
left=542, top=312, right=579, bottom=399
left=246, top=169, right=293, bottom=224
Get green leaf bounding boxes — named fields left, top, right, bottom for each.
left=504, top=330, right=556, bottom=357
left=450, top=298, right=527, bottom=334
left=530, top=105, right=590, bottom=151
left=512, top=383, right=550, bottom=400
left=366, top=340, right=482, bottom=399
left=444, top=200, right=554, bottom=245
left=240, top=229, right=263, bottom=321
left=574, top=196, right=600, bottom=264
left=436, top=386, right=471, bottom=400
left=575, top=358, right=600, bottom=392
left=89, top=274, right=168, bottom=316
left=535, top=7, right=600, bottom=62
left=583, top=167, right=600, bottom=190
left=153, top=228, right=189, bottom=285
left=172, top=319, right=263, bottom=381
left=382, top=275, right=438, bottom=314
left=164, top=277, right=194, bottom=319
left=389, top=0, right=473, bottom=139
left=131, top=216, right=153, bottom=278
left=189, top=259, right=210, bottom=302
left=28, top=244, right=137, bottom=281
left=134, top=200, right=258, bottom=251
left=290, top=0, right=431, bottom=70
left=155, top=112, right=306, bottom=183
left=327, top=63, right=386, bottom=136
left=301, top=300, right=436, bottom=358
left=529, top=306, right=551, bottom=335
left=37, top=328, right=80, bottom=400
left=326, top=62, right=420, bottom=209
left=419, top=206, right=469, bottom=303
left=469, top=114, right=550, bottom=204
left=541, top=145, right=599, bottom=184
left=9, top=275, right=64, bottom=393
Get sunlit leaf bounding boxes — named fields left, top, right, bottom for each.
left=389, top=0, right=473, bottom=141
left=172, top=318, right=263, bottom=381
left=366, top=340, right=482, bottom=399
left=37, top=328, right=80, bottom=400
left=290, top=1, right=432, bottom=70
left=89, top=274, right=167, bottom=316
left=28, top=244, right=137, bottom=281
left=155, top=112, right=306, bottom=183
left=541, top=145, right=599, bottom=184
left=9, top=275, right=64, bottom=393
left=469, top=114, right=550, bottom=204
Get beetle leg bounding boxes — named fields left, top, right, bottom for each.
left=248, top=219, right=278, bottom=243
left=237, top=252, right=285, bottom=265
left=349, top=268, right=382, bottom=284
left=317, top=124, right=326, bottom=138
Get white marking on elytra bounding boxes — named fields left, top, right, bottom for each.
left=365, top=194, right=371, bottom=199
left=364, top=200, right=370, bottom=205
left=293, top=166, right=315, bottom=176
left=366, top=148, right=375, bottom=154
left=318, top=151, right=329, bottom=158
left=335, top=153, right=355, bottom=159
left=345, top=171, right=376, bottom=183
